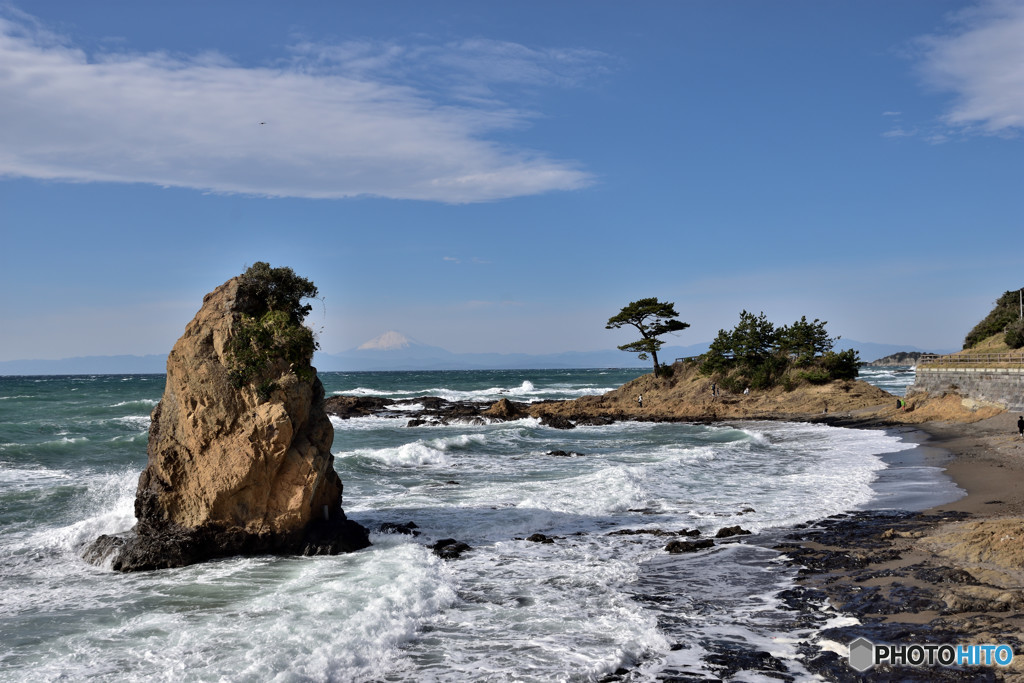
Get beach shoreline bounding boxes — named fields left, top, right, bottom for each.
left=782, top=411, right=1024, bottom=681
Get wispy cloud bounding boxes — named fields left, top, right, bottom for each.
left=916, top=0, right=1024, bottom=136
left=881, top=127, right=914, bottom=138
left=0, top=14, right=600, bottom=202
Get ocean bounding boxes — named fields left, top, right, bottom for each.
left=0, top=366, right=956, bottom=681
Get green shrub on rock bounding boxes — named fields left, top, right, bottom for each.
left=227, top=263, right=320, bottom=392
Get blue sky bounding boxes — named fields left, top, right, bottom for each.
left=1, top=0, right=1022, bottom=361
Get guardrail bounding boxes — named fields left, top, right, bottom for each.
left=918, top=352, right=1024, bottom=366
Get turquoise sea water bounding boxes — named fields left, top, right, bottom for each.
left=0, top=368, right=955, bottom=681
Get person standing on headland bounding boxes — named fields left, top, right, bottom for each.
left=1018, top=416, right=1024, bottom=437
left=637, top=394, right=643, bottom=408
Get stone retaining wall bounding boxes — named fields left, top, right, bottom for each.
left=909, top=366, right=1024, bottom=412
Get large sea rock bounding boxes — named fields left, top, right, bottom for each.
left=85, top=276, right=369, bottom=571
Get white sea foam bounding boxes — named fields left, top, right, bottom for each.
left=330, top=414, right=415, bottom=431
left=112, top=415, right=151, bottom=429
left=385, top=402, right=424, bottom=412
left=343, top=433, right=488, bottom=468
left=0, top=465, right=72, bottom=490
left=109, top=399, right=159, bottom=408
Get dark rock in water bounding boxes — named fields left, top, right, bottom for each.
left=547, top=449, right=586, bottom=457
left=525, top=533, right=555, bottom=544
left=575, top=416, right=615, bottom=426
left=406, top=419, right=429, bottom=428
left=417, top=396, right=447, bottom=411
left=665, top=539, right=714, bottom=553
left=702, top=639, right=790, bottom=680
left=715, top=525, right=752, bottom=538
left=324, top=395, right=394, bottom=419
left=607, top=528, right=678, bottom=537
left=678, top=528, right=701, bottom=537
left=380, top=521, right=420, bottom=536
left=88, top=511, right=370, bottom=571
left=430, top=538, right=471, bottom=560
left=540, top=414, right=575, bottom=430
left=829, top=582, right=947, bottom=615
left=912, top=565, right=978, bottom=585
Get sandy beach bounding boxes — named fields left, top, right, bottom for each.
left=783, top=411, right=1024, bottom=681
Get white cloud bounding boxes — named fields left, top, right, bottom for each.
left=0, top=15, right=597, bottom=202
left=917, top=0, right=1024, bottom=135
left=882, top=127, right=914, bottom=138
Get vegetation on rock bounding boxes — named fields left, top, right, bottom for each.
left=963, top=288, right=1024, bottom=350
left=606, top=297, right=689, bottom=376
left=227, top=262, right=320, bottom=395
left=699, top=312, right=859, bottom=391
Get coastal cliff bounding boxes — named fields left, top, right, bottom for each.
left=85, top=270, right=369, bottom=571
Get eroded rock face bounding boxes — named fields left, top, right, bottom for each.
left=85, top=276, right=369, bottom=571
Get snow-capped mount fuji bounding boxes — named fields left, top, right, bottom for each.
left=356, top=331, right=418, bottom=351
left=318, top=331, right=459, bottom=370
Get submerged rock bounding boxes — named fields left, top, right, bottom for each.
left=379, top=521, right=421, bottom=536
left=430, top=538, right=472, bottom=560
left=665, top=539, right=715, bottom=553
left=85, top=266, right=370, bottom=571
left=525, top=533, right=555, bottom=544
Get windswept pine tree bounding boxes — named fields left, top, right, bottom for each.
left=606, top=298, right=690, bottom=376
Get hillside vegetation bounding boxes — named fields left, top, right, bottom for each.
left=964, top=288, right=1024, bottom=350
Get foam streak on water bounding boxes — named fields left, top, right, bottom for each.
left=0, top=369, right=951, bottom=681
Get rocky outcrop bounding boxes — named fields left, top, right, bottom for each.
left=85, top=271, right=369, bottom=571
left=482, top=398, right=527, bottom=421
left=865, top=351, right=924, bottom=366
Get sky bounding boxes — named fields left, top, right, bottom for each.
left=1, top=0, right=1022, bottom=361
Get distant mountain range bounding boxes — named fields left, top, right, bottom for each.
left=0, top=331, right=953, bottom=375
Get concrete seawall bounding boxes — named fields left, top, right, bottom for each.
left=910, top=366, right=1024, bottom=412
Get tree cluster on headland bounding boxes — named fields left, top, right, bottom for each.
left=699, top=311, right=859, bottom=392
left=607, top=298, right=858, bottom=392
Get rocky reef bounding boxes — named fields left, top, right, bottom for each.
left=85, top=266, right=369, bottom=571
